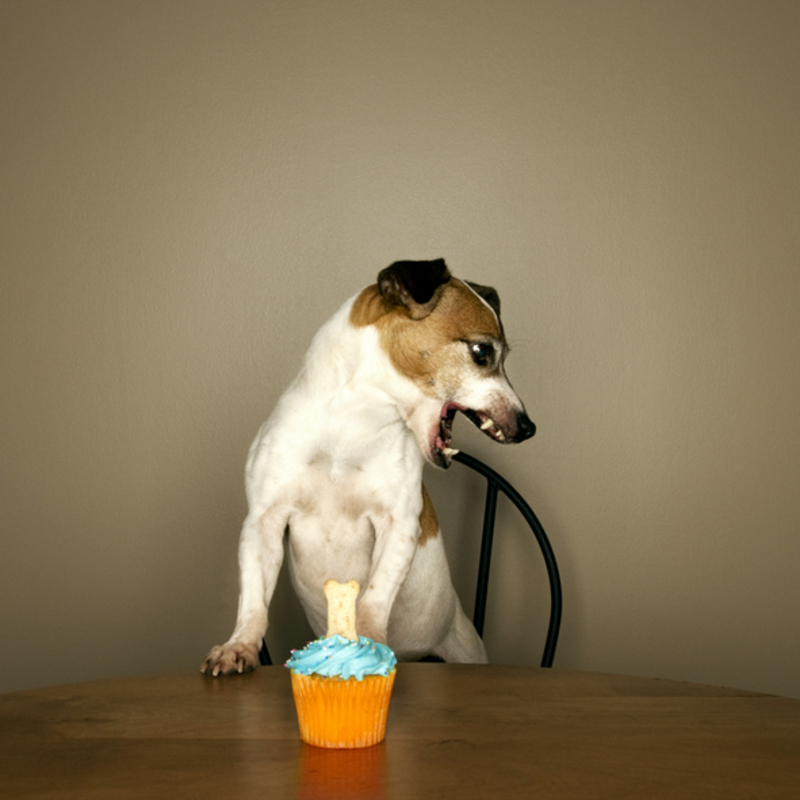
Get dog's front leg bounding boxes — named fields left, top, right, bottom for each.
left=201, top=504, right=287, bottom=676
left=357, top=511, right=419, bottom=645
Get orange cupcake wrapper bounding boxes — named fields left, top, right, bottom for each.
left=291, top=670, right=396, bottom=749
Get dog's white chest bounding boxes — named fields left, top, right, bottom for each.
left=292, top=455, right=390, bottom=531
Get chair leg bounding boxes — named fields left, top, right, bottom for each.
left=473, top=480, right=499, bottom=638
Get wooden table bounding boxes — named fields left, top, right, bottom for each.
left=1, top=664, right=798, bottom=798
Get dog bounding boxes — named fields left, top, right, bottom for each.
left=201, top=259, right=534, bottom=675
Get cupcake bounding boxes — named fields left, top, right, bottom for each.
left=286, top=579, right=397, bottom=749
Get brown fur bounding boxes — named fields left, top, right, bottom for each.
left=349, top=284, right=389, bottom=327
left=350, top=279, right=503, bottom=396
left=419, top=484, right=439, bottom=545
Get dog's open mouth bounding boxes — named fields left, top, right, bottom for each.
left=433, top=402, right=508, bottom=466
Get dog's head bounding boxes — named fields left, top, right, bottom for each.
left=351, top=259, right=535, bottom=467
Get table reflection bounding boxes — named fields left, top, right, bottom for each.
left=298, top=741, right=387, bottom=800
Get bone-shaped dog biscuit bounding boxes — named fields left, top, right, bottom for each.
left=324, top=579, right=360, bottom=640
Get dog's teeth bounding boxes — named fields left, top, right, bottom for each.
left=442, top=447, right=460, bottom=456
left=480, top=417, right=506, bottom=440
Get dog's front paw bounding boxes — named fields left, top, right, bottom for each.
left=200, top=641, right=260, bottom=676
left=355, top=606, right=389, bottom=646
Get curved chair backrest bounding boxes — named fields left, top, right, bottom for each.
left=259, top=451, right=562, bottom=669
left=452, top=451, right=562, bottom=668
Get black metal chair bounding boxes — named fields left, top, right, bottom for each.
left=259, top=450, right=561, bottom=668
left=452, top=451, right=561, bottom=667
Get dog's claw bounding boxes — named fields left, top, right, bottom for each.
left=201, top=641, right=259, bottom=677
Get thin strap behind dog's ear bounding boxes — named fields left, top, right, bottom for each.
left=466, top=281, right=501, bottom=317
left=378, top=259, right=451, bottom=319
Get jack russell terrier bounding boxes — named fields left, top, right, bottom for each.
left=201, top=259, right=534, bottom=675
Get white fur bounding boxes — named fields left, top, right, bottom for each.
left=201, top=277, right=530, bottom=675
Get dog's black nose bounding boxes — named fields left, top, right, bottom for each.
left=517, top=413, right=536, bottom=441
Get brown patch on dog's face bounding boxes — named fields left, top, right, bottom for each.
left=418, top=484, right=439, bottom=545
left=386, top=279, right=504, bottom=397
left=351, top=267, right=533, bottom=466
left=350, top=284, right=389, bottom=328
left=354, top=278, right=505, bottom=396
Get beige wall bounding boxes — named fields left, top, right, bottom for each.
left=2, top=1, right=799, bottom=698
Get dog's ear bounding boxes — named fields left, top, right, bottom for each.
left=378, top=259, right=452, bottom=320
left=466, top=281, right=501, bottom=317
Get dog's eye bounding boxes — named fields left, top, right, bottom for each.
left=469, top=342, right=494, bottom=367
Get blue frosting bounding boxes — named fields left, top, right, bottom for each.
left=285, top=635, right=397, bottom=680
